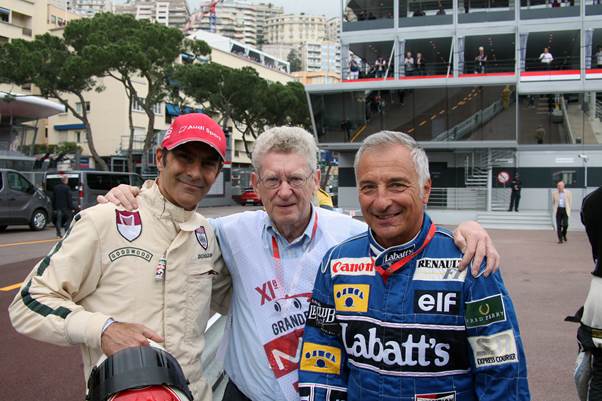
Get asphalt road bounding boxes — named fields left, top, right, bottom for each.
left=0, top=209, right=590, bottom=401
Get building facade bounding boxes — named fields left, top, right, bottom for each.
left=306, top=0, right=602, bottom=223
left=64, top=0, right=113, bottom=17
left=115, top=0, right=189, bottom=30
left=265, top=13, right=326, bottom=46
left=185, top=0, right=283, bottom=47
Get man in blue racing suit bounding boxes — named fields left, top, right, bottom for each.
left=299, top=131, right=530, bottom=401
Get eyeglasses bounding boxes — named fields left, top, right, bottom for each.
left=257, top=171, right=314, bottom=190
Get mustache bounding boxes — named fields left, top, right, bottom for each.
left=176, top=175, right=204, bottom=189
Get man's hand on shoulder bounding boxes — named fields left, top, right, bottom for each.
left=101, top=322, right=164, bottom=356
left=96, top=185, right=140, bottom=211
left=453, top=220, right=500, bottom=277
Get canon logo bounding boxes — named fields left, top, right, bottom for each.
left=331, top=258, right=375, bottom=277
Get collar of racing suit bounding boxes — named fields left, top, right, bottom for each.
left=138, top=180, right=205, bottom=232
left=369, top=213, right=433, bottom=270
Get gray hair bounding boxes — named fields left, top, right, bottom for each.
left=252, top=126, right=318, bottom=173
left=354, top=131, right=430, bottom=191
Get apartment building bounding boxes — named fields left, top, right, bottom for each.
left=186, top=0, right=283, bottom=47
left=115, top=0, right=189, bottom=30
left=65, top=0, right=112, bottom=17
left=265, top=13, right=326, bottom=46
left=306, top=0, right=602, bottom=221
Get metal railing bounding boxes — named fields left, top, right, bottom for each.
left=524, top=56, right=580, bottom=72
left=119, top=135, right=147, bottom=154
left=428, top=187, right=488, bottom=209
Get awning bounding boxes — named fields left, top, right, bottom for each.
left=165, top=103, right=203, bottom=116
left=54, top=123, right=86, bottom=131
left=0, top=92, right=65, bottom=122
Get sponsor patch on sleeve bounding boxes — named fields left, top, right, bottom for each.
left=330, top=257, right=374, bottom=277
left=465, top=294, right=506, bottom=328
left=333, top=284, right=370, bottom=313
left=306, top=299, right=340, bottom=337
left=415, top=391, right=456, bottom=401
left=413, top=258, right=466, bottom=282
left=300, top=342, right=342, bottom=375
left=468, top=329, right=519, bottom=368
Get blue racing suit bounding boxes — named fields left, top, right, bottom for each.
left=299, top=214, right=530, bottom=401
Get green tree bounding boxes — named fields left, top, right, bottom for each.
left=287, top=49, right=303, bottom=72
left=0, top=34, right=109, bottom=170
left=63, top=13, right=211, bottom=172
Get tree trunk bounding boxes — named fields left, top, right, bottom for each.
left=127, top=95, right=135, bottom=173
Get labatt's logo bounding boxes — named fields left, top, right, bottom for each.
left=341, top=323, right=450, bottom=367
left=331, top=257, right=374, bottom=277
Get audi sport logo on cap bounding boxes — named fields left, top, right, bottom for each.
left=162, top=113, right=226, bottom=160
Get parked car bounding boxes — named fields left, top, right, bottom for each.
left=0, top=169, right=52, bottom=231
left=44, top=170, right=144, bottom=211
left=237, top=188, right=262, bottom=206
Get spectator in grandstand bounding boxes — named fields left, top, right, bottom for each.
left=416, top=52, right=427, bottom=75
left=349, top=58, right=360, bottom=80
left=413, top=8, right=426, bottom=16
left=404, top=51, right=415, bottom=76
left=374, top=56, right=387, bottom=78
left=595, top=46, right=602, bottom=68
left=539, top=47, right=554, bottom=69
left=474, top=46, right=487, bottom=74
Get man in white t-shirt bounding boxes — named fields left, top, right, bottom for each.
left=539, top=47, right=554, bottom=69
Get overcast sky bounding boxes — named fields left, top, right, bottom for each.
left=187, top=0, right=341, bottom=17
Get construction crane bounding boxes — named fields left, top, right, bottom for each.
left=207, top=0, right=224, bottom=33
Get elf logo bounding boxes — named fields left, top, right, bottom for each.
left=414, top=290, right=460, bottom=315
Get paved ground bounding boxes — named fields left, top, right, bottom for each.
left=0, top=208, right=591, bottom=400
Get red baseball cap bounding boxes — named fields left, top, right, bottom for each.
left=161, top=113, right=226, bottom=161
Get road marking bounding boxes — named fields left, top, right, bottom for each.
left=0, top=238, right=58, bottom=248
left=0, top=283, right=22, bottom=292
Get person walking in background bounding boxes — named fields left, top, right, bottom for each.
left=575, top=187, right=602, bottom=401
left=52, top=175, right=73, bottom=237
left=508, top=173, right=522, bottom=212
left=552, top=180, right=572, bottom=243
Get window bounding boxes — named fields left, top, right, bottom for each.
left=8, top=172, right=32, bottom=193
left=132, top=97, right=161, bottom=114
left=132, top=97, right=144, bottom=112
left=76, top=131, right=81, bottom=142
left=0, top=7, right=9, bottom=23
left=76, top=101, right=91, bottom=113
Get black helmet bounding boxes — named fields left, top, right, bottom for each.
left=87, top=345, right=193, bottom=401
